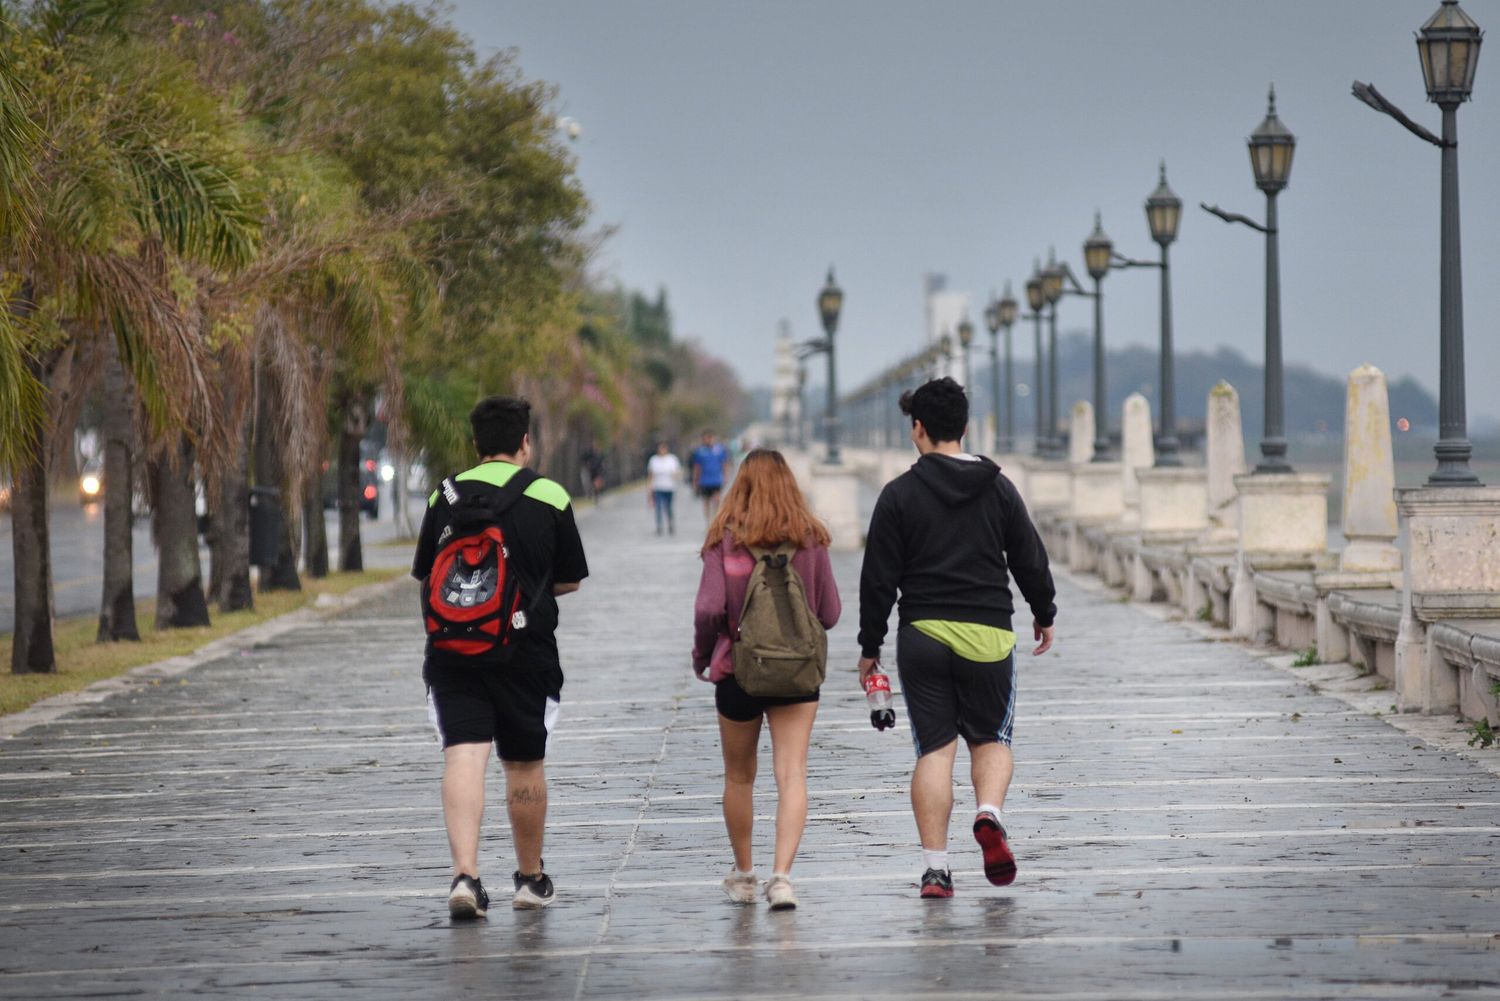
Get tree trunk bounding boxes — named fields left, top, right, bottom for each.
left=96, top=336, right=140, bottom=642
left=10, top=413, right=55, bottom=674
left=151, top=435, right=211, bottom=629
left=215, top=404, right=254, bottom=612
left=303, top=486, right=329, bottom=579
left=253, top=367, right=300, bottom=592
left=336, top=395, right=367, bottom=573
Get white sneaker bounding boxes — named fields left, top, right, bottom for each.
left=721, top=870, right=758, bottom=904
left=765, top=874, right=798, bottom=910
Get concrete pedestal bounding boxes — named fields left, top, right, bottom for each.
left=1235, top=472, right=1330, bottom=555
left=1395, top=486, right=1500, bottom=713
left=1070, top=462, right=1124, bottom=520
left=1020, top=457, right=1070, bottom=512
left=1137, top=467, right=1209, bottom=537
left=1230, top=472, right=1331, bottom=640
left=808, top=461, right=863, bottom=551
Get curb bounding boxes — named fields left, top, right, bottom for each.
left=0, top=573, right=412, bottom=740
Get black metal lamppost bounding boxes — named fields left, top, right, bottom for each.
left=1204, top=87, right=1296, bottom=474
left=795, top=361, right=808, bottom=449
left=1353, top=0, right=1483, bottom=486
left=1083, top=214, right=1115, bottom=460
left=1145, top=163, right=1183, bottom=466
left=985, top=284, right=1019, bottom=454
left=957, top=315, right=975, bottom=441
left=813, top=267, right=844, bottom=464
left=1041, top=250, right=1065, bottom=458
left=1025, top=264, right=1046, bottom=456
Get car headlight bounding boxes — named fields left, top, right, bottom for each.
left=81, top=474, right=102, bottom=496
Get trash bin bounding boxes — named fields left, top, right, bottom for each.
left=249, top=486, right=282, bottom=568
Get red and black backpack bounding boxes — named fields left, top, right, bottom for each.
left=421, top=468, right=543, bottom=661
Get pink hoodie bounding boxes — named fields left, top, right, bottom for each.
left=691, top=535, right=842, bottom=683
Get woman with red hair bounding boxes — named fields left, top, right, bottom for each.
left=692, top=449, right=842, bottom=910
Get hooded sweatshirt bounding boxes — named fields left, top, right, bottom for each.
left=857, top=452, right=1056, bottom=659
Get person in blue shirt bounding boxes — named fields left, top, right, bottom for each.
left=689, top=429, right=734, bottom=519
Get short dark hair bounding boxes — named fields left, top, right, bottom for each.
left=899, top=377, right=968, bottom=443
left=470, top=396, right=530, bottom=457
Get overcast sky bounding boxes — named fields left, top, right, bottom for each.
left=450, top=0, right=1499, bottom=421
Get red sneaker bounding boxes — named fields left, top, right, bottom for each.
left=973, top=812, right=1017, bottom=886
left=919, top=868, right=954, bottom=898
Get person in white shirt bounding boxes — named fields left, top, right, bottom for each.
left=646, top=441, right=682, bottom=536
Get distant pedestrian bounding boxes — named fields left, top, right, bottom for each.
left=689, top=429, right=733, bottom=520
left=646, top=441, right=681, bottom=535
left=857, top=377, right=1056, bottom=898
left=412, top=396, right=590, bottom=919
left=692, top=449, right=841, bottom=910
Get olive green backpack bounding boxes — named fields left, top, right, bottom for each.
left=731, top=542, right=828, bottom=697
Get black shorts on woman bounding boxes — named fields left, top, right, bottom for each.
left=714, top=674, right=818, bottom=722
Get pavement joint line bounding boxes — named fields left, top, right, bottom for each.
left=571, top=677, right=686, bottom=1001
left=3, top=930, right=1499, bottom=982
left=5, top=799, right=1499, bottom=831
left=6, top=820, right=1496, bottom=853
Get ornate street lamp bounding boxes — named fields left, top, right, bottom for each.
left=816, top=267, right=844, bottom=464
left=1204, top=87, right=1297, bottom=473
left=1083, top=213, right=1114, bottom=460
left=1145, top=162, right=1183, bottom=467
left=1041, top=249, right=1065, bottom=458
left=1025, top=262, right=1046, bottom=456
left=1353, top=0, right=1483, bottom=485
left=795, top=361, right=808, bottom=450
left=996, top=284, right=1018, bottom=453
left=957, top=314, right=975, bottom=385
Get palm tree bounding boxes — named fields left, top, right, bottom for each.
left=2, top=10, right=259, bottom=669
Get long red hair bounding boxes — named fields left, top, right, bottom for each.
left=702, top=449, right=830, bottom=553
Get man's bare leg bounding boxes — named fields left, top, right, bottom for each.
left=443, top=742, right=491, bottom=877
left=911, top=738, right=959, bottom=853
left=969, top=740, right=1014, bottom=812
left=503, top=758, right=547, bottom=875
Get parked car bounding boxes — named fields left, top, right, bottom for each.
left=320, top=456, right=379, bottom=520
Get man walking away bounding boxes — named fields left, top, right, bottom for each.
left=412, top=396, right=589, bottom=918
left=690, top=429, right=733, bottom=520
left=856, top=377, right=1056, bottom=898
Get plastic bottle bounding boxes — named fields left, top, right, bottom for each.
left=864, top=668, right=896, bottom=731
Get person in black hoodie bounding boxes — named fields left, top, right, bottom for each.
left=857, top=377, right=1056, bottom=898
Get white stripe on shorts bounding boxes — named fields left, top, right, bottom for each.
left=426, top=690, right=445, bottom=747
left=543, top=696, right=560, bottom=755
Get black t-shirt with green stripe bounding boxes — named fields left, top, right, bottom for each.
left=412, top=461, right=589, bottom=672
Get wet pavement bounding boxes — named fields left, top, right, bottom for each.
left=2, top=488, right=1498, bottom=999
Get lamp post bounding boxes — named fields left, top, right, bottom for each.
left=1041, top=249, right=1065, bottom=458
left=796, top=362, right=808, bottom=449
left=957, top=313, right=975, bottom=436
left=998, top=285, right=1018, bottom=453
left=1204, top=87, right=1296, bottom=473
left=1083, top=213, right=1114, bottom=460
left=815, top=267, right=844, bottom=465
left=1025, top=263, right=1046, bottom=456
left=1145, top=162, right=1183, bottom=466
left=1353, top=0, right=1483, bottom=486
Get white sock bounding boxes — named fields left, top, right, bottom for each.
left=977, top=802, right=1002, bottom=822
left=730, top=868, right=755, bottom=878
left=922, top=848, right=949, bottom=873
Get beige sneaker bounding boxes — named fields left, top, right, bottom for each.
left=721, top=870, right=758, bottom=904
left=764, top=874, right=798, bottom=910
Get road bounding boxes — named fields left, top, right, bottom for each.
left=0, top=488, right=1497, bottom=998
left=0, top=495, right=410, bottom=632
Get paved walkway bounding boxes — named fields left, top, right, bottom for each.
left=2, top=489, right=1498, bottom=999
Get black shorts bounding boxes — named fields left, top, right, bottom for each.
left=895, top=623, right=1016, bottom=757
left=714, top=674, right=819, bottom=723
left=697, top=484, right=722, bottom=500
left=425, top=661, right=563, bottom=762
